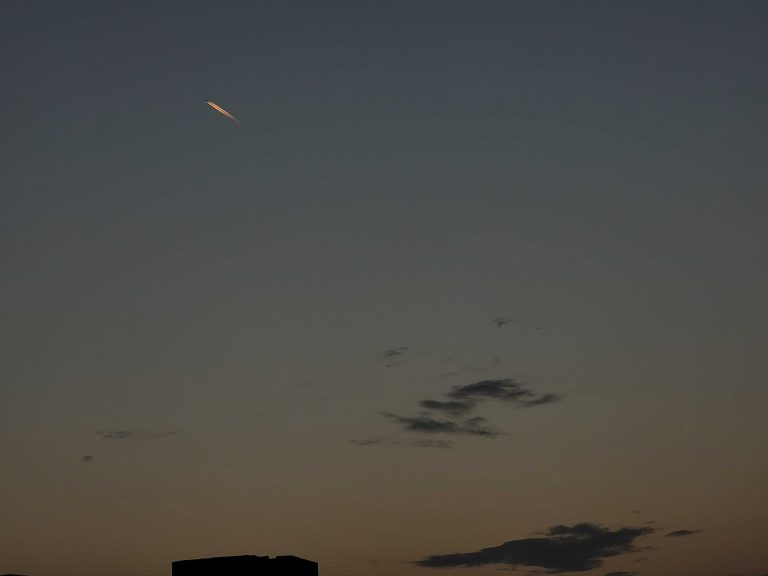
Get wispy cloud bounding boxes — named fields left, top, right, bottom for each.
left=381, top=377, right=560, bottom=440
left=97, top=430, right=179, bottom=440
left=350, top=437, right=455, bottom=449
left=415, top=523, right=654, bottom=573
left=411, top=439, right=455, bottom=449
left=418, top=399, right=476, bottom=416
left=519, top=393, right=562, bottom=408
left=382, top=346, right=418, bottom=367
left=350, top=437, right=389, bottom=446
left=384, top=346, right=410, bottom=358
left=383, top=413, right=501, bottom=437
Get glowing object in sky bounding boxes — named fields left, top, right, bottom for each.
left=206, top=100, right=239, bottom=124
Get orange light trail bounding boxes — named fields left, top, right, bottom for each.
left=206, top=100, right=239, bottom=124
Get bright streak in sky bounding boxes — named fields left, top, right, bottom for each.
left=206, top=100, right=239, bottom=124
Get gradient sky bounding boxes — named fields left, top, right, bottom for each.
left=2, top=2, right=767, bottom=576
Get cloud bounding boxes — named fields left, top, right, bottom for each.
left=448, top=379, right=536, bottom=402
left=97, top=430, right=179, bottom=440
left=350, top=438, right=389, bottom=446
left=411, top=439, right=455, bottom=449
left=447, top=379, right=560, bottom=409
left=80, top=455, right=94, bottom=463
left=519, top=393, right=562, bottom=408
left=384, top=346, right=410, bottom=358
left=383, top=413, right=501, bottom=437
left=383, top=346, right=424, bottom=368
left=350, top=437, right=456, bottom=449
left=419, top=399, right=476, bottom=416
left=415, top=523, right=654, bottom=573
left=379, top=377, right=560, bottom=442
left=605, top=572, right=636, bottom=576
left=665, top=529, right=702, bottom=537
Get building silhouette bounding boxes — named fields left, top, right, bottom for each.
left=172, top=555, right=318, bottom=576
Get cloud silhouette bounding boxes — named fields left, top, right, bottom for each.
left=383, top=413, right=501, bottom=437
left=97, top=430, right=179, bottom=440
left=419, top=399, right=476, bottom=416
left=448, top=378, right=533, bottom=401
left=415, top=523, right=654, bottom=573
left=380, top=377, right=560, bottom=441
left=519, top=393, right=562, bottom=408
left=447, top=378, right=560, bottom=409
left=80, top=455, right=94, bottom=463
left=665, top=529, right=702, bottom=537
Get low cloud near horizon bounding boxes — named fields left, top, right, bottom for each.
left=415, top=522, right=653, bottom=573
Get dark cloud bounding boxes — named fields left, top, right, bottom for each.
left=605, top=572, right=636, bottom=576
left=448, top=379, right=535, bottom=402
left=493, top=318, right=513, bottom=328
left=446, top=379, right=560, bottom=409
left=379, top=377, right=559, bottom=442
left=665, top=529, right=702, bottom=538
left=415, top=522, right=654, bottom=573
left=80, top=455, right=94, bottom=463
left=419, top=399, right=476, bottom=416
left=383, top=413, right=501, bottom=437
left=97, top=430, right=179, bottom=440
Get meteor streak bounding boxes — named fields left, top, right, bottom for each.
left=206, top=100, right=239, bottom=124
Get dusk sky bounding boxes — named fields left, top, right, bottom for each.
left=1, top=2, right=767, bottom=576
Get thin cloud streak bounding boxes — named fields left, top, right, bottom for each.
left=350, top=437, right=455, bottom=449
left=97, top=430, right=179, bottom=440
left=665, top=529, right=702, bottom=537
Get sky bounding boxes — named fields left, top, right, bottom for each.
left=1, top=1, right=767, bottom=575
